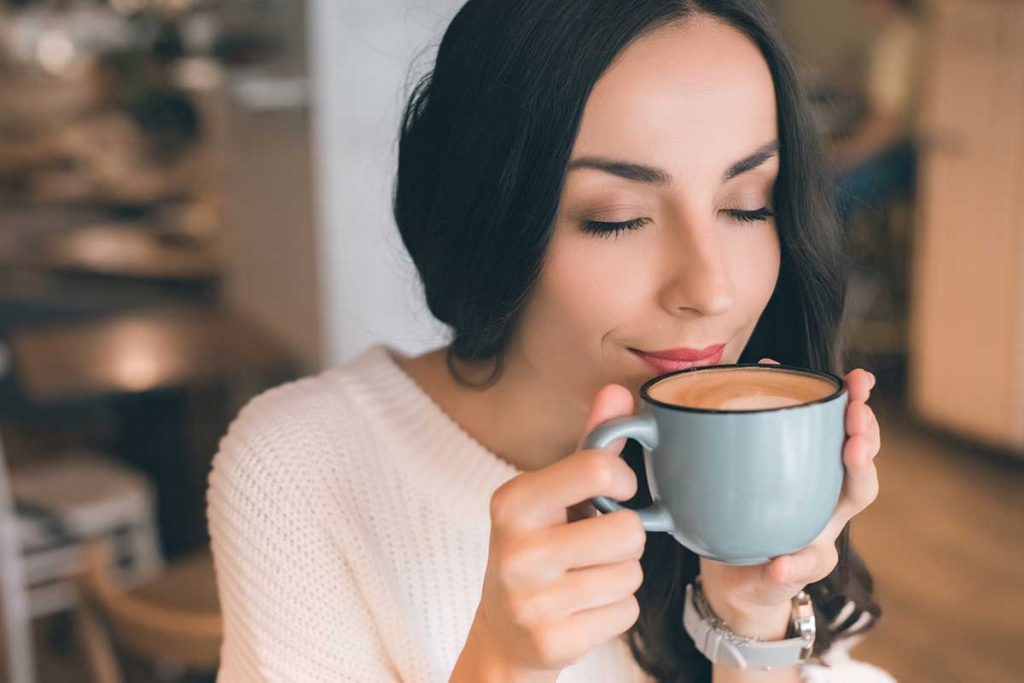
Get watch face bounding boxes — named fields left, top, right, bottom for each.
left=792, top=592, right=816, bottom=658
left=792, top=591, right=817, bottom=643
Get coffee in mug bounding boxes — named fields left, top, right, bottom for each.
left=584, top=362, right=848, bottom=565
left=647, top=366, right=838, bottom=411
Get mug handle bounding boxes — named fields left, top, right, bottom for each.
left=584, top=413, right=675, bottom=533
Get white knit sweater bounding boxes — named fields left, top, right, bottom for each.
left=207, top=343, right=895, bottom=682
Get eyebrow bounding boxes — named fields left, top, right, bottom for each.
left=566, top=140, right=780, bottom=185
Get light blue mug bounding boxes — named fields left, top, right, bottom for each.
left=584, top=363, right=848, bottom=566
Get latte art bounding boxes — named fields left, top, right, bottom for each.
left=648, top=366, right=837, bottom=411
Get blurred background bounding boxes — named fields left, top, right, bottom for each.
left=0, top=0, right=1019, bottom=681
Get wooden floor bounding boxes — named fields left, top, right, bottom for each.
left=847, top=393, right=1024, bottom=682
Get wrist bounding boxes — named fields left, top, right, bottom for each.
left=702, top=589, right=793, bottom=641
left=686, top=578, right=817, bottom=673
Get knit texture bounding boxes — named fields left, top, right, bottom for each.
left=207, top=343, right=894, bottom=682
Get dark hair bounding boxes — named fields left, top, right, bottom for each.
left=393, top=1, right=881, bottom=680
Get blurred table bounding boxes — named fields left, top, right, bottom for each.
left=7, top=306, right=290, bottom=404
left=5, top=306, right=300, bottom=557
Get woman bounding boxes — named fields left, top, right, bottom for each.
left=833, top=0, right=924, bottom=223
left=208, top=1, right=893, bottom=681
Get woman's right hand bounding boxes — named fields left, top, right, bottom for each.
left=452, top=385, right=647, bottom=682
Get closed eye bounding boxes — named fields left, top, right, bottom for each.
left=725, top=207, right=775, bottom=223
left=579, top=217, right=649, bottom=238
left=580, top=207, right=775, bottom=239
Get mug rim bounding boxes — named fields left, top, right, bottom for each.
left=640, top=362, right=847, bottom=415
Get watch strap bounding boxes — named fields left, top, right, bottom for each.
left=683, top=582, right=815, bottom=670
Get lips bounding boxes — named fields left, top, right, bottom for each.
left=630, top=343, right=726, bottom=375
left=639, top=344, right=726, bottom=362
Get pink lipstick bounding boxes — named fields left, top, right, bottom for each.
left=629, top=343, right=726, bottom=375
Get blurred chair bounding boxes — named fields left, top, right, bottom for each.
left=12, top=450, right=164, bottom=616
left=75, top=541, right=221, bottom=683
left=0, top=340, right=164, bottom=683
left=0, top=425, right=34, bottom=683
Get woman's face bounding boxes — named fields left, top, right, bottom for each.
left=511, top=17, right=782, bottom=401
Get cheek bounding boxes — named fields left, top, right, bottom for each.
left=729, top=225, right=781, bottom=306
left=729, top=227, right=781, bottom=359
left=520, top=231, right=643, bottom=353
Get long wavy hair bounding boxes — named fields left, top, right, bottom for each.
left=393, top=0, right=881, bottom=679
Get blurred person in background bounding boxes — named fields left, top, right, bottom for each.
left=832, top=0, right=926, bottom=223
left=208, top=1, right=891, bottom=682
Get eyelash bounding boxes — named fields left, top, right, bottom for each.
left=581, top=207, right=776, bottom=238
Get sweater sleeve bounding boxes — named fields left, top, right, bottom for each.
left=207, top=388, right=401, bottom=682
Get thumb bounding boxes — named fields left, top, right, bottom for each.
left=576, top=383, right=635, bottom=453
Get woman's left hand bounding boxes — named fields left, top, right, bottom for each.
left=697, top=360, right=881, bottom=638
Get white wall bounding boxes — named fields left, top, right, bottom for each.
left=218, top=0, right=324, bottom=371
left=307, top=1, right=463, bottom=367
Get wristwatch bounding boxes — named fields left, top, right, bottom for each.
left=683, top=576, right=816, bottom=671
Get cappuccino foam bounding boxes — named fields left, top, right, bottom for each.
left=647, top=366, right=836, bottom=411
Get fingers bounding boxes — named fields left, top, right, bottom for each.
left=816, top=433, right=881, bottom=541
left=845, top=368, right=875, bottom=403
left=845, top=400, right=881, bottom=452
left=844, top=432, right=877, bottom=470
left=541, top=508, right=646, bottom=571
left=838, top=433, right=880, bottom=513
left=492, top=448, right=638, bottom=531
left=833, top=368, right=881, bottom=528
left=543, top=595, right=640, bottom=664
left=758, top=358, right=781, bottom=365
left=514, top=559, right=643, bottom=626
left=836, top=378, right=882, bottom=524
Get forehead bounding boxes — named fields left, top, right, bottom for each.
left=571, top=17, right=778, bottom=184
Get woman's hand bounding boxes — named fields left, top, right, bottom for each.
left=454, top=385, right=645, bottom=681
left=698, top=360, right=881, bottom=638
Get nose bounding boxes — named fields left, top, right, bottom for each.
left=657, top=221, right=735, bottom=317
